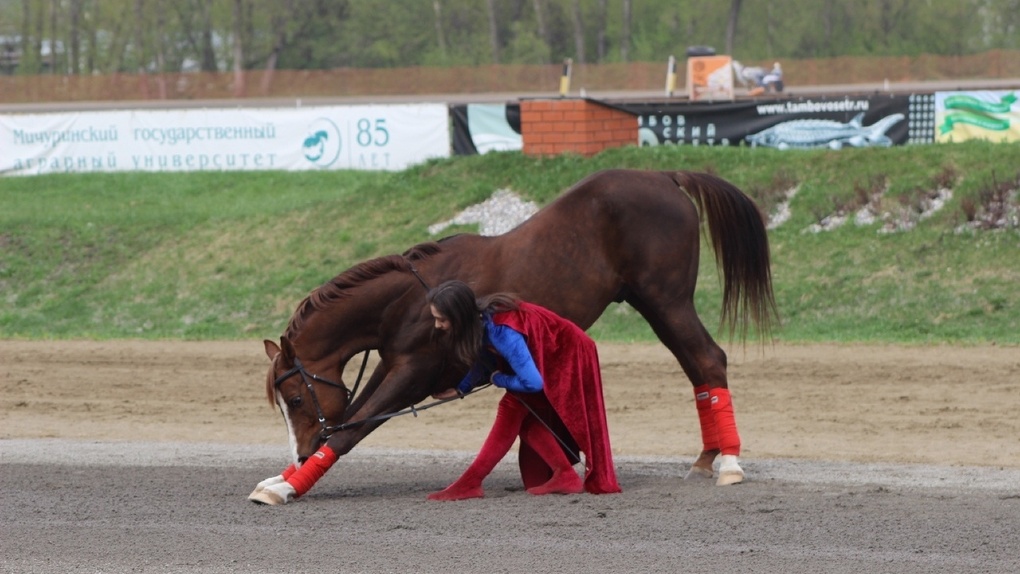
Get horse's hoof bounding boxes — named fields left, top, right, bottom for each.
left=716, top=454, right=745, bottom=486
left=250, top=474, right=285, bottom=494
left=248, top=489, right=286, bottom=505
left=248, top=481, right=295, bottom=505
left=683, top=465, right=715, bottom=481
left=716, top=470, right=745, bottom=486
left=248, top=474, right=285, bottom=501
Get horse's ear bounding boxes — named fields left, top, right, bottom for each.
left=279, top=336, right=296, bottom=362
left=264, top=339, right=281, bottom=361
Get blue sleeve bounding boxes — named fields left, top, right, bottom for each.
left=486, top=322, right=543, bottom=393
left=455, top=362, right=485, bottom=395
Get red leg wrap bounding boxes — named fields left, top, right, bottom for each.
left=281, top=464, right=297, bottom=480
left=693, top=384, right=719, bottom=452
left=285, top=446, right=338, bottom=498
left=709, top=387, right=741, bottom=456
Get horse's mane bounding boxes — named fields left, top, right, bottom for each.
left=282, top=242, right=443, bottom=340
left=404, top=241, right=443, bottom=261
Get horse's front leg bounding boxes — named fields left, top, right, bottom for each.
left=249, top=365, right=426, bottom=506
left=248, top=428, right=361, bottom=505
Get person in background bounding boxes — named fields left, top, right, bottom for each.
left=763, top=61, right=784, bottom=92
left=426, top=280, right=620, bottom=501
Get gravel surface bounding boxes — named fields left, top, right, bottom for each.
left=4, top=439, right=1020, bottom=574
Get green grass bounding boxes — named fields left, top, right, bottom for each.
left=2, top=142, right=1018, bottom=344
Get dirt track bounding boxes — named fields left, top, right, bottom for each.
left=3, top=340, right=1019, bottom=468
left=3, top=340, right=1020, bottom=574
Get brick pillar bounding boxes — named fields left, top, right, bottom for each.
left=520, top=98, right=637, bottom=157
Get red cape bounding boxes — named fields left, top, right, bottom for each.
left=493, top=302, right=621, bottom=494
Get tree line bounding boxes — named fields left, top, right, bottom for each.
left=1, top=0, right=1018, bottom=76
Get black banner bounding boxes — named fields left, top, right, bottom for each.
left=450, top=94, right=938, bottom=154
left=451, top=103, right=522, bottom=156
left=618, top=94, right=934, bottom=149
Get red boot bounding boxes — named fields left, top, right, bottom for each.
left=427, top=394, right=528, bottom=501
left=521, top=418, right=583, bottom=496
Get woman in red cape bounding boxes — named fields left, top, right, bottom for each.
left=426, top=280, right=621, bottom=501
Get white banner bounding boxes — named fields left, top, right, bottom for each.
left=0, top=104, right=450, bottom=175
left=934, top=90, right=1019, bottom=143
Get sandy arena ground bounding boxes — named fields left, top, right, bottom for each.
left=3, top=340, right=1019, bottom=468
left=2, top=340, right=1019, bottom=573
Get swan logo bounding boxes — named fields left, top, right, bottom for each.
left=302, top=118, right=342, bottom=168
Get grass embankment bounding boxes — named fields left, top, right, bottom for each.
left=1, top=142, right=1018, bottom=344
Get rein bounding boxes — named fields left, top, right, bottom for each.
left=344, top=350, right=370, bottom=420
left=332, top=383, right=492, bottom=432
left=510, top=394, right=581, bottom=464
left=275, top=354, right=493, bottom=441
left=406, top=258, right=430, bottom=291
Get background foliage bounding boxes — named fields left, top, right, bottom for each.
left=2, top=0, right=1019, bottom=75
left=2, top=143, right=1018, bottom=344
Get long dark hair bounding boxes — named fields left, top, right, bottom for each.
left=426, top=280, right=519, bottom=368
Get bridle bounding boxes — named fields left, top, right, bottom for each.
left=273, top=352, right=369, bottom=441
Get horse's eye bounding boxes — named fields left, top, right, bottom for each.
left=288, top=396, right=303, bottom=408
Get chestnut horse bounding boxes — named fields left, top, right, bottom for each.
left=252, top=169, right=777, bottom=504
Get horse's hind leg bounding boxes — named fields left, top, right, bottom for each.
left=631, top=299, right=745, bottom=486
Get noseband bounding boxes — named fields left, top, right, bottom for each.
left=273, top=352, right=370, bottom=441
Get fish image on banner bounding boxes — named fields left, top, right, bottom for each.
left=745, top=112, right=905, bottom=150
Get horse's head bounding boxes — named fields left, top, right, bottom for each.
left=264, top=337, right=353, bottom=463
left=260, top=243, right=476, bottom=465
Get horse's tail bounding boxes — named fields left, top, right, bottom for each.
left=668, top=170, right=779, bottom=340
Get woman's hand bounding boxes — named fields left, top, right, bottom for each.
left=431, top=388, right=461, bottom=400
